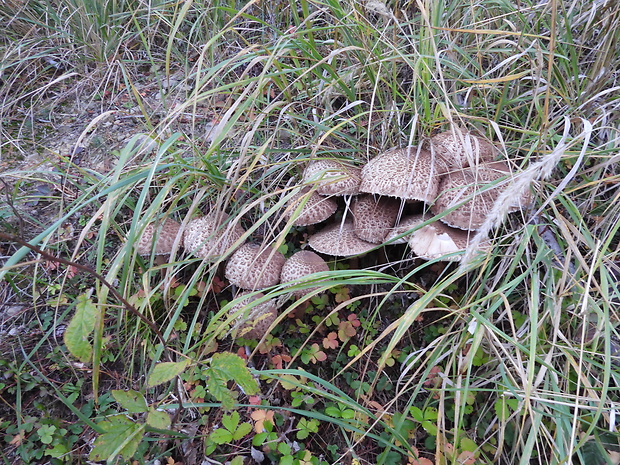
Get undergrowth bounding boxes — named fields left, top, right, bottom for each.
left=1, top=0, right=620, bottom=464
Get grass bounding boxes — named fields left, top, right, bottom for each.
left=1, top=0, right=620, bottom=464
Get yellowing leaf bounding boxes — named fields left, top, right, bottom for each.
left=147, top=359, right=191, bottom=388
left=89, top=415, right=145, bottom=462
left=64, top=293, right=97, bottom=363
left=112, top=390, right=148, bottom=413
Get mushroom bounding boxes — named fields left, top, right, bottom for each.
left=135, top=218, right=183, bottom=256
left=431, top=162, right=524, bottom=230
left=280, top=250, right=330, bottom=298
left=183, top=213, right=245, bottom=260
left=225, top=243, right=286, bottom=290
left=428, top=127, right=497, bottom=168
left=308, top=220, right=376, bottom=257
left=384, top=214, right=426, bottom=245
left=360, top=147, right=447, bottom=203
left=283, top=186, right=338, bottom=226
left=351, top=194, right=400, bottom=244
left=302, top=159, right=362, bottom=196
left=408, top=220, right=487, bottom=262
left=229, top=291, right=279, bottom=340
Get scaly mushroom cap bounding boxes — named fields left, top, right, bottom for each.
left=428, top=128, right=497, bottom=168
left=229, top=292, right=278, bottom=340
left=302, top=159, right=362, bottom=196
left=432, top=162, right=525, bottom=230
left=351, top=194, right=401, bottom=244
left=136, top=218, right=183, bottom=256
left=384, top=214, right=426, bottom=244
left=284, top=187, right=338, bottom=226
left=225, top=243, right=286, bottom=290
left=308, top=220, right=376, bottom=257
left=408, top=220, right=487, bottom=262
left=280, top=250, right=330, bottom=298
left=360, top=147, right=447, bottom=203
left=183, top=213, right=245, bottom=260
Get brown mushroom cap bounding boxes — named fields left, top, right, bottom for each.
left=284, top=187, right=338, bottom=226
left=302, top=159, right=362, bottom=196
left=229, top=292, right=278, bottom=340
left=360, top=147, right=447, bottom=203
left=408, top=220, right=487, bottom=262
left=432, top=162, right=525, bottom=230
left=280, top=250, right=330, bottom=298
left=225, top=243, right=286, bottom=290
left=136, top=218, right=183, bottom=256
left=308, top=220, right=376, bottom=257
left=351, top=194, right=401, bottom=243
left=428, top=128, right=497, bottom=168
left=384, top=214, right=426, bottom=244
left=183, top=213, right=245, bottom=260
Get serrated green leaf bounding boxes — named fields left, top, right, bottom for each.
left=210, top=428, right=233, bottom=445
left=222, top=411, right=240, bottom=433
left=146, top=408, right=171, bottom=430
left=204, top=352, right=258, bottom=409
left=424, top=407, right=438, bottom=420
left=89, top=415, right=145, bottom=462
left=422, top=420, right=437, bottom=436
left=459, top=437, right=477, bottom=452
left=409, top=406, right=423, bottom=421
left=230, top=457, right=244, bottom=465
left=112, top=390, right=148, bottom=413
left=147, top=359, right=190, bottom=387
left=232, top=422, right=252, bottom=440
left=64, top=293, right=97, bottom=363
left=210, top=352, right=259, bottom=396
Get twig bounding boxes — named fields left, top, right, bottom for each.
left=0, top=232, right=167, bottom=346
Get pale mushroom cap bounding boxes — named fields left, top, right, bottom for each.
left=225, top=243, right=286, bottom=290
left=280, top=250, right=330, bottom=298
left=136, top=218, right=183, bottom=256
left=302, top=159, right=362, bottom=196
left=432, top=162, right=524, bottom=230
left=360, top=147, right=447, bottom=203
left=308, top=220, right=376, bottom=257
left=408, top=221, right=487, bottom=262
left=284, top=187, right=338, bottom=226
left=229, top=292, right=278, bottom=340
left=183, top=213, right=245, bottom=260
left=429, top=128, right=497, bottom=168
left=384, top=214, right=426, bottom=244
left=351, top=194, right=401, bottom=244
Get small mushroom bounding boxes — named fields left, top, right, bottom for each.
left=225, top=243, right=286, bottom=290
left=408, top=220, right=487, bottom=262
left=308, top=220, right=376, bottom=257
left=183, top=213, right=245, bottom=260
left=302, top=159, right=362, bottom=196
left=428, top=127, right=497, bottom=168
left=360, top=147, right=447, bottom=203
left=135, top=218, right=183, bottom=256
left=229, top=292, right=279, bottom=340
left=384, top=214, right=426, bottom=244
left=351, top=194, right=401, bottom=244
left=280, top=250, right=330, bottom=298
left=283, top=186, right=338, bottom=226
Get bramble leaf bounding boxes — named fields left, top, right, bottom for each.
left=64, top=293, right=97, bottom=363
left=112, top=390, right=148, bottom=413
left=205, top=352, right=259, bottom=409
left=147, top=359, right=191, bottom=387
left=146, top=408, right=171, bottom=430
left=89, top=415, right=145, bottom=462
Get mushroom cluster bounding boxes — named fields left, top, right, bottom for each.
left=133, top=127, right=532, bottom=338
left=286, top=129, right=531, bottom=262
